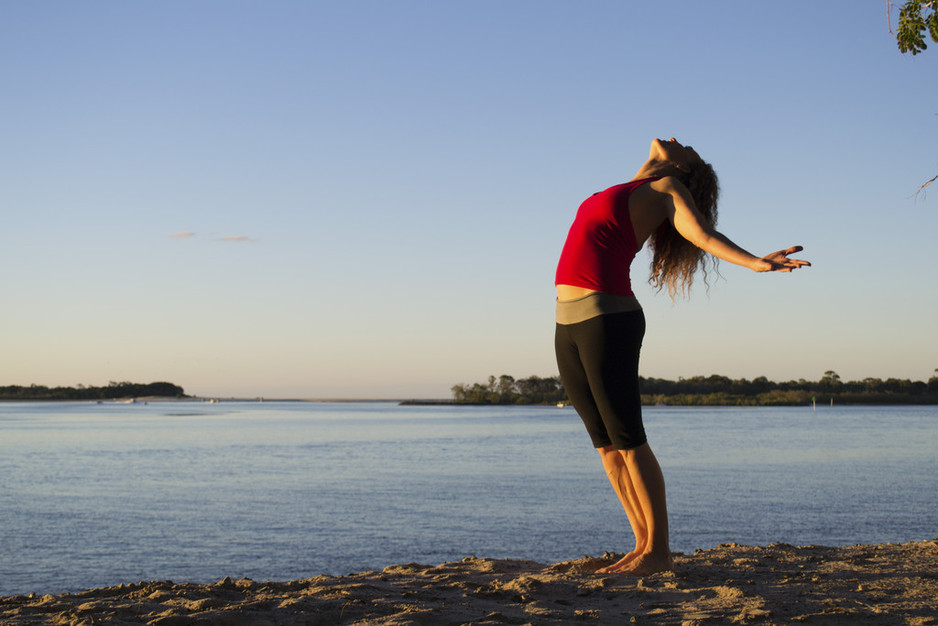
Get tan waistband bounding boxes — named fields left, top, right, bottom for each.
left=555, top=292, right=641, bottom=325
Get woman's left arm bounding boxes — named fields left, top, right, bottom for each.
left=754, top=246, right=811, bottom=272
left=660, top=177, right=810, bottom=272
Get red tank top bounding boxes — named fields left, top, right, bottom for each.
left=555, top=177, right=659, bottom=297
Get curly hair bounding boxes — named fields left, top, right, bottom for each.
left=648, top=159, right=720, bottom=298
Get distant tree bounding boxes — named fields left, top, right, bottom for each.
left=451, top=374, right=565, bottom=404
left=0, top=381, right=185, bottom=400
left=495, top=375, right=515, bottom=399
left=751, top=376, right=772, bottom=393
left=820, top=370, right=842, bottom=387
left=450, top=371, right=937, bottom=406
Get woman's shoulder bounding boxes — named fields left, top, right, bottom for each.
left=628, top=175, right=679, bottom=201
left=634, top=176, right=695, bottom=206
left=629, top=175, right=693, bottom=222
left=641, top=175, right=684, bottom=192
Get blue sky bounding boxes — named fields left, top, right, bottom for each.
left=3, top=1, right=937, bottom=398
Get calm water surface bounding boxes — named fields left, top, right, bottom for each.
left=1, top=401, right=935, bottom=596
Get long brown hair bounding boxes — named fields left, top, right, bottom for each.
left=648, top=160, right=720, bottom=298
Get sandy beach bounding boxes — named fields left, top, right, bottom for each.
left=2, top=540, right=936, bottom=624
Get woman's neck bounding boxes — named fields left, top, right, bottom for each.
left=632, top=158, right=683, bottom=182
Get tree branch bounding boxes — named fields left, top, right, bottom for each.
left=916, top=172, right=938, bottom=198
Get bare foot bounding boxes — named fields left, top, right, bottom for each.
left=595, top=550, right=641, bottom=574
left=618, top=552, right=673, bottom=576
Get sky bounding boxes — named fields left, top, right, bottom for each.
left=2, top=1, right=937, bottom=399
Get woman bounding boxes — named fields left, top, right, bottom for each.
left=554, top=138, right=809, bottom=575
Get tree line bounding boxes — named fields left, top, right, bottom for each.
left=451, top=375, right=566, bottom=405
left=0, top=381, right=186, bottom=401
left=451, top=370, right=938, bottom=406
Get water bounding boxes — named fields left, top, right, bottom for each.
left=0, top=401, right=935, bottom=596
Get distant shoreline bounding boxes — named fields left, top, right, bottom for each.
left=3, top=397, right=938, bottom=406
left=403, top=399, right=938, bottom=406
left=0, top=397, right=411, bottom=404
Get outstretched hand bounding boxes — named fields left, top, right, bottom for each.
left=753, top=246, right=811, bottom=272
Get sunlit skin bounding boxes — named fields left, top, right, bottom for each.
left=558, top=138, right=810, bottom=576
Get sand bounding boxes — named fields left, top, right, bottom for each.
left=2, top=540, right=936, bottom=625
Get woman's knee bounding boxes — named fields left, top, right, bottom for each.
left=597, top=445, right=623, bottom=468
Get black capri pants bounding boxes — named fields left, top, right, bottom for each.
left=554, top=309, right=647, bottom=450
